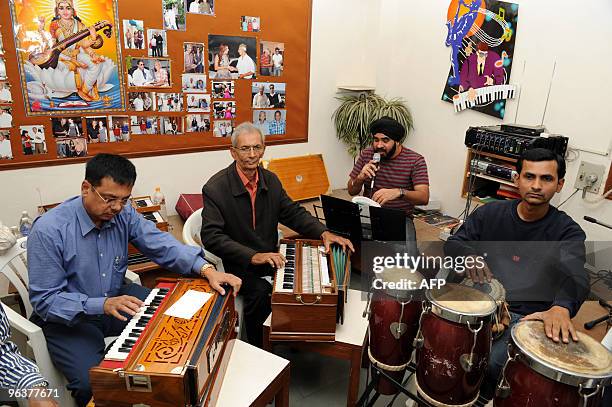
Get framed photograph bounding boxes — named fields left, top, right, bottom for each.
left=147, top=29, right=168, bottom=57
left=186, top=94, right=211, bottom=113
left=51, top=117, right=83, bottom=138
left=160, top=116, right=184, bottom=135
left=186, top=0, right=214, bottom=15
left=211, top=81, right=235, bottom=99
left=130, top=116, right=158, bottom=135
left=208, top=35, right=257, bottom=80
left=85, top=116, right=109, bottom=143
left=0, top=81, right=12, bottom=104
left=184, top=42, right=205, bottom=73
left=260, top=41, right=284, bottom=77
left=182, top=74, right=207, bottom=93
left=253, top=109, right=286, bottom=135
left=127, top=57, right=171, bottom=88
left=240, top=16, right=260, bottom=32
left=9, top=0, right=127, bottom=115
left=123, top=20, right=145, bottom=50
left=213, top=120, right=233, bottom=138
left=109, top=116, right=131, bottom=142
left=0, top=106, right=12, bottom=128
left=56, top=137, right=87, bottom=158
left=19, top=125, right=47, bottom=155
left=129, top=92, right=155, bottom=111
left=186, top=114, right=211, bottom=132
left=251, top=82, right=286, bottom=108
left=156, top=93, right=183, bottom=112
left=212, top=101, right=236, bottom=120
left=0, top=130, right=12, bottom=159
left=163, top=0, right=186, bottom=31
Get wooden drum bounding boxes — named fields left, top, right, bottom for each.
left=368, top=267, right=424, bottom=395
left=494, top=320, right=612, bottom=407
left=415, top=284, right=496, bottom=406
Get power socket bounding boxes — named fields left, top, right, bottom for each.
left=574, top=161, right=605, bottom=194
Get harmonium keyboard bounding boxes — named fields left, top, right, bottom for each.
left=271, top=239, right=351, bottom=342
left=127, top=196, right=169, bottom=270
left=90, top=278, right=236, bottom=407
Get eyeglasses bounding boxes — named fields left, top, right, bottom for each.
left=233, top=145, right=264, bottom=154
left=91, top=186, right=131, bottom=207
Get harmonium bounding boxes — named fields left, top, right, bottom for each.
left=90, top=278, right=237, bottom=407
left=271, top=238, right=351, bottom=342
left=38, top=196, right=168, bottom=272
left=127, top=196, right=169, bottom=271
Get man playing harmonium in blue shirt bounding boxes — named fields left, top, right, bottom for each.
left=27, top=153, right=241, bottom=407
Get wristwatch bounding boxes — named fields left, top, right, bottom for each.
left=200, top=263, right=215, bottom=277
left=398, top=188, right=404, bottom=199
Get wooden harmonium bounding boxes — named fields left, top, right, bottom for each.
left=271, top=238, right=351, bottom=342
left=127, top=196, right=168, bottom=267
left=90, top=278, right=237, bottom=407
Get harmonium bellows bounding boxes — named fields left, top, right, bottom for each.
left=90, top=278, right=236, bottom=407
left=271, top=239, right=351, bottom=342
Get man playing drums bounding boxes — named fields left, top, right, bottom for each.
left=445, top=147, right=589, bottom=401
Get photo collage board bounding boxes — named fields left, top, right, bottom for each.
left=0, top=0, right=311, bottom=169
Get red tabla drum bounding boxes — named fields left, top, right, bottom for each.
left=494, top=320, right=612, bottom=407
left=368, top=267, right=424, bottom=395
left=415, top=283, right=496, bottom=406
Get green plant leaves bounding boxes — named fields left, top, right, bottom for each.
left=332, top=93, right=414, bottom=158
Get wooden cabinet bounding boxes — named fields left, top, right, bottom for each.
left=461, top=148, right=519, bottom=202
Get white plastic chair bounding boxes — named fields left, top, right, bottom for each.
left=0, top=237, right=141, bottom=407
left=183, top=208, right=249, bottom=340
left=182, top=208, right=225, bottom=272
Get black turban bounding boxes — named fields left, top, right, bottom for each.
left=369, top=116, right=405, bottom=142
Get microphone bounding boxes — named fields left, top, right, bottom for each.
left=584, top=216, right=612, bottom=230
left=369, top=153, right=381, bottom=193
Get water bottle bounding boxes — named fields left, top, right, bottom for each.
left=152, top=187, right=167, bottom=219
left=10, top=226, right=22, bottom=238
left=18, top=211, right=33, bottom=237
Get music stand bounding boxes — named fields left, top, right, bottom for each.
left=320, top=194, right=362, bottom=242
left=369, top=206, right=406, bottom=242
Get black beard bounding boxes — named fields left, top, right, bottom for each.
left=378, top=143, right=397, bottom=160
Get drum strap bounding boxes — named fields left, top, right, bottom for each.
left=367, top=346, right=409, bottom=372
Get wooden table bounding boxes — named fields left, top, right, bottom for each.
left=262, top=288, right=369, bottom=407
left=214, top=339, right=290, bottom=407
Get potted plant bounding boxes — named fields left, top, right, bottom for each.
left=332, top=93, right=414, bottom=158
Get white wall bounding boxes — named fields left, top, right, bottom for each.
left=375, top=0, right=612, bottom=249
left=1, top=0, right=610, bottom=264
left=0, top=0, right=378, bottom=228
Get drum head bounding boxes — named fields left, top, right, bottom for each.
left=460, top=278, right=506, bottom=303
left=427, top=283, right=497, bottom=317
left=378, top=267, right=424, bottom=300
left=512, top=321, right=612, bottom=380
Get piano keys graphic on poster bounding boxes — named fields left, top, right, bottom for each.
left=441, top=0, right=520, bottom=119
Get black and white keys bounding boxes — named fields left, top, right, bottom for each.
left=453, top=84, right=517, bottom=113
left=274, top=243, right=296, bottom=293
left=104, top=287, right=170, bottom=361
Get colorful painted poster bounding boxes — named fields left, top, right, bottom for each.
left=441, top=0, right=519, bottom=119
left=10, top=0, right=126, bottom=116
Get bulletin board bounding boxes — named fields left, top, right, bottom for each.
left=0, top=0, right=312, bottom=170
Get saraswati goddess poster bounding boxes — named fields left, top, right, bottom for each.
left=10, top=0, right=126, bottom=115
